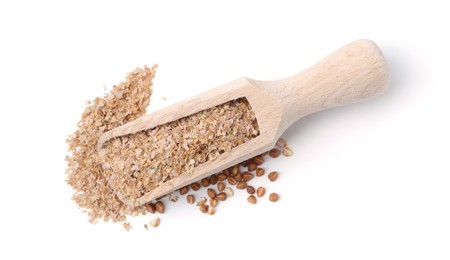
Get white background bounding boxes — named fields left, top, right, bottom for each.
left=1, top=1, right=449, bottom=259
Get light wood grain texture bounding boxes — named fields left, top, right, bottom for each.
left=99, top=39, right=390, bottom=207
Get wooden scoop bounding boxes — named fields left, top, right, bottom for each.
left=99, top=39, right=390, bottom=207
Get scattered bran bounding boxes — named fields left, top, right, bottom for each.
left=65, top=65, right=157, bottom=224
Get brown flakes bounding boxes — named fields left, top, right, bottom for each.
left=123, top=222, right=132, bottom=231
left=100, top=97, right=259, bottom=202
left=65, top=65, right=157, bottom=225
left=150, top=217, right=160, bottom=227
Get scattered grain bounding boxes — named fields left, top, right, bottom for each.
left=207, top=206, right=215, bottom=215
left=252, top=155, right=264, bottom=165
left=186, top=195, right=195, bottom=204
left=268, top=171, right=279, bottom=182
left=255, top=168, right=265, bottom=177
left=197, top=197, right=207, bottom=206
left=247, top=162, right=257, bottom=171
left=209, top=175, right=218, bottom=185
left=215, top=192, right=227, bottom=201
left=179, top=186, right=190, bottom=195
left=191, top=182, right=201, bottom=191
left=227, top=177, right=237, bottom=185
left=217, top=173, right=227, bottom=182
left=256, top=187, right=266, bottom=197
left=217, top=182, right=226, bottom=192
left=199, top=205, right=209, bottom=213
left=246, top=186, right=255, bottom=194
left=282, top=147, right=293, bottom=157
left=224, top=187, right=234, bottom=197
left=276, top=138, right=287, bottom=148
left=269, top=193, right=279, bottom=202
left=145, top=203, right=156, bottom=214
left=247, top=195, right=257, bottom=204
left=169, top=196, right=178, bottom=202
left=209, top=198, right=218, bottom=207
left=201, top=178, right=210, bottom=187
left=242, top=172, right=254, bottom=182
left=269, top=148, right=281, bottom=158
left=240, top=160, right=250, bottom=167
left=155, top=201, right=165, bottom=214
left=236, top=181, right=247, bottom=190
left=207, top=188, right=217, bottom=199
left=231, top=165, right=239, bottom=175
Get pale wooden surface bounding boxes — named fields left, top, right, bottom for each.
left=99, top=39, right=390, bottom=208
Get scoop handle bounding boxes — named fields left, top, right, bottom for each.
left=279, top=39, right=390, bottom=127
